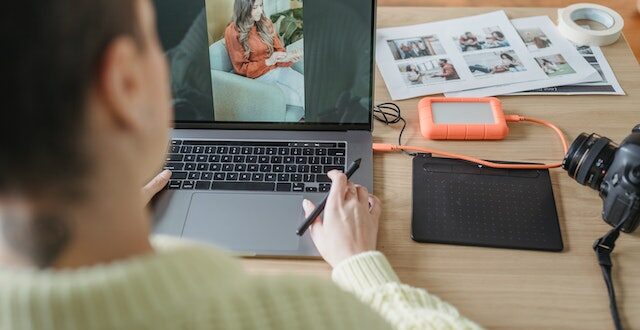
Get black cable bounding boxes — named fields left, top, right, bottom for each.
left=593, top=198, right=638, bottom=330
left=373, top=102, right=416, bottom=156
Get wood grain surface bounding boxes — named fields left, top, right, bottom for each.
left=241, top=7, right=640, bottom=329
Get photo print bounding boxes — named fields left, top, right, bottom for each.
left=453, top=26, right=510, bottom=52
left=207, top=0, right=305, bottom=122
left=517, top=27, right=552, bottom=51
left=386, top=35, right=446, bottom=60
left=576, top=45, right=594, bottom=55
left=535, top=54, right=576, bottom=77
left=397, top=58, right=460, bottom=87
left=465, top=50, right=525, bottom=76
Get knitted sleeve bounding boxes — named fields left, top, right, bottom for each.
left=332, top=251, right=484, bottom=330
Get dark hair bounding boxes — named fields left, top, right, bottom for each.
left=0, top=0, right=142, bottom=197
left=501, top=53, right=514, bottom=61
left=439, top=59, right=448, bottom=63
left=492, top=31, right=504, bottom=39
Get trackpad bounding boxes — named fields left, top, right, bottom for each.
left=182, top=193, right=302, bottom=252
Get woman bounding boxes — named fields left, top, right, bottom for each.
left=0, top=0, right=481, bottom=329
left=224, top=0, right=304, bottom=116
left=406, top=64, right=424, bottom=84
left=499, top=52, right=522, bottom=71
left=486, top=31, right=509, bottom=48
left=540, top=58, right=559, bottom=74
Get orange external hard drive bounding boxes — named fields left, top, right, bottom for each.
left=418, top=97, right=509, bottom=140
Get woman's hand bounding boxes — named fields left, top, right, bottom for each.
left=266, top=52, right=287, bottom=66
left=142, top=170, right=172, bottom=204
left=302, top=170, right=382, bottom=267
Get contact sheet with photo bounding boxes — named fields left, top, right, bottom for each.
left=446, top=16, right=600, bottom=97
left=376, top=11, right=547, bottom=100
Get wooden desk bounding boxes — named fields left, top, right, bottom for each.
left=243, top=7, right=640, bottom=329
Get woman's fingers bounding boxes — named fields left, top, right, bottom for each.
left=142, top=170, right=171, bottom=203
left=368, top=195, right=382, bottom=222
left=303, top=199, right=324, bottom=240
left=327, top=170, right=349, bottom=202
left=354, top=185, right=369, bottom=204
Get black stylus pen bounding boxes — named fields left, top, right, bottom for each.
left=296, top=158, right=362, bottom=236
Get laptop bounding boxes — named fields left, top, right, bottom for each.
left=152, top=0, right=376, bottom=257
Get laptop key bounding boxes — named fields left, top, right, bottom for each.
left=291, top=148, right=301, bottom=156
left=311, top=165, right=322, bottom=173
left=324, top=166, right=344, bottom=173
left=278, top=148, right=289, bottom=155
left=315, top=149, right=327, bottom=156
left=229, top=147, right=241, bottom=154
left=309, top=157, right=321, bottom=165
left=193, top=146, right=204, bottom=154
left=278, top=174, right=290, bottom=182
left=242, top=147, right=253, bottom=155
left=260, top=165, right=272, bottom=172
left=319, top=184, right=331, bottom=192
left=209, top=163, right=221, bottom=172
left=222, top=164, right=234, bottom=172
left=335, top=157, right=346, bottom=165
left=239, top=173, right=251, bottom=181
left=188, top=172, right=200, bottom=180
left=270, top=156, right=283, bottom=164
left=304, top=174, right=315, bottom=182
left=208, top=155, right=220, bottom=162
left=168, top=180, right=182, bottom=189
left=235, top=164, right=247, bottom=172
left=247, top=164, right=259, bottom=172
left=196, top=155, right=207, bottom=163
left=165, top=162, right=185, bottom=171
left=214, top=173, right=225, bottom=181
left=211, top=182, right=275, bottom=191
left=197, top=164, right=208, bottom=171
left=202, top=172, right=213, bottom=181
left=195, top=181, right=211, bottom=190
left=305, top=186, right=318, bottom=193
left=182, top=181, right=195, bottom=189
left=293, top=183, right=305, bottom=192
left=273, top=165, right=285, bottom=173
left=283, top=156, right=295, bottom=164
left=291, top=174, right=303, bottom=182
left=328, top=149, right=346, bottom=156
left=171, top=140, right=182, bottom=146
left=258, top=156, right=270, bottom=163
left=226, top=173, right=239, bottom=181
left=184, top=155, right=196, bottom=162
left=205, top=146, right=215, bottom=154
left=170, top=146, right=180, bottom=153
left=295, top=157, right=307, bottom=164
left=171, top=171, right=188, bottom=180
left=285, top=165, right=297, bottom=173
left=246, top=156, right=258, bottom=163
left=276, top=183, right=292, bottom=192
left=221, top=155, right=232, bottom=163
left=265, top=173, right=276, bottom=181
left=298, top=165, right=310, bottom=173
left=252, top=173, right=264, bottom=181
left=233, top=155, right=245, bottom=163
left=167, top=154, right=183, bottom=162
left=180, top=146, right=193, bottom=153
left=317, top=175, right=331, bottom=183
left=185, top=163, right=196, bottom=171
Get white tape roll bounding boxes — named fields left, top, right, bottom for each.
left=557, top=3, right=624, bottom=46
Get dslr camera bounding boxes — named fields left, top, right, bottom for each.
left=563, top=125, right=640, bottom=233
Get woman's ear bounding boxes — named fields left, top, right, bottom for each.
left=94, top=36, right=146, bottom=131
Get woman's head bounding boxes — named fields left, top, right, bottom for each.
left=232, top=0, right=275, bottom=57
left=0, top=0, right=172, bottom=267
left=492, top=31, right=504, bottom=40
left=500, top=53, right=514, bottom=61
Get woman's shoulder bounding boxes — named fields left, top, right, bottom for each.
left=224, top=22, right=239, bottom=37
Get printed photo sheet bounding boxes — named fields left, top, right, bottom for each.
left=376, top=11, right=548, bottom=100
left=446, top=16, right=599, bottom=97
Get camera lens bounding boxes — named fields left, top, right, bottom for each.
left=563, top=133, right=618, bottom=190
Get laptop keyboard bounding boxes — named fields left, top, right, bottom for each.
left=164, top=140, right=347, bottom=192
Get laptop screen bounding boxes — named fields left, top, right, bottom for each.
left=154, top=0, right=375, bottom=129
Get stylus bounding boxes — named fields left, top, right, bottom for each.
left=296, top=158, right=362, bottom=236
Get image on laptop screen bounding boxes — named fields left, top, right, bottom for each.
left=155, top=0, right=374, bottom=126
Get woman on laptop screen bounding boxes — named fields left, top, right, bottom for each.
left=216, top=0, right=305, bottom=122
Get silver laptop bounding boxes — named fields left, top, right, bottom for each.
left=152, top=0, right=376, bottom=256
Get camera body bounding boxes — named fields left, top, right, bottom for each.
left=563, top=125, right=640, bottom=232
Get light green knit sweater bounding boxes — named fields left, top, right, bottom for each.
left=0, top=237, right=481, bottom=330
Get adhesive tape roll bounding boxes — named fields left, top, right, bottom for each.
left=557, top=3, right=624, bottom=46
